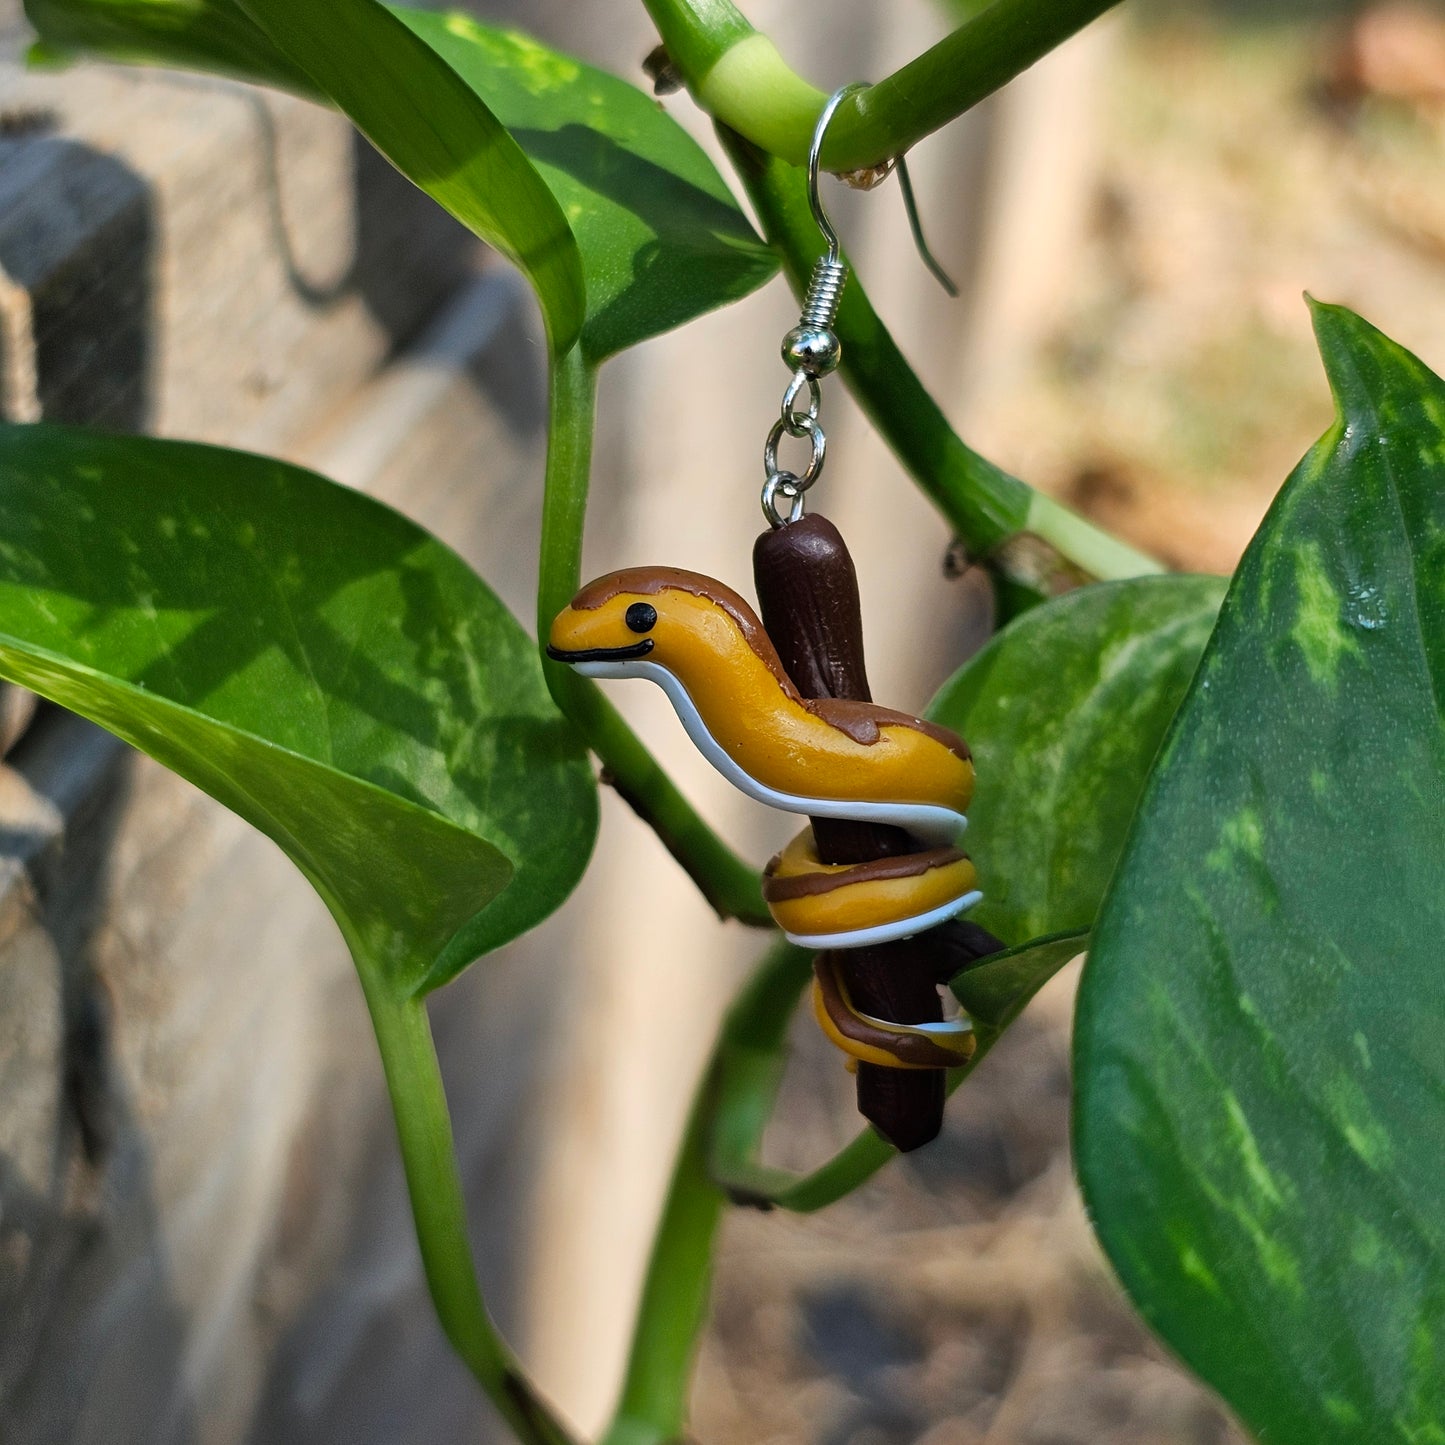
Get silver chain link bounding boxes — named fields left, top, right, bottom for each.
left=781, top=370, right=822, bottom=430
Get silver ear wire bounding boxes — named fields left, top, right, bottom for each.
left=762, top=83, right=956, bottom=528
left=780, top=83, right=867, bottom=387
left=807, top=83, right=868, bottom=263
left=809, top=85, right=958, bottom=297
left=895, top=155, right=959, bottom=298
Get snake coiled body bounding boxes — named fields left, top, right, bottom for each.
left=548, top=567, right=981, bottom=1068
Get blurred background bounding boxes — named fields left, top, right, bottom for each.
left=1, top=0, right=1443, bottom=1440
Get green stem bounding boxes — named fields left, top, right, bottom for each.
left=598, top=1075, right=726, bottom=1445
left=635, top=0, right=756, bottom=90
left=720, top=128, right=1161, bottom=597
left=700, top=938, right=894, bottom=1214
left=600, top=939, right=807, bottom=1445
left=706, top=933, right=1087, bottom=1211
left=643, top=0, right=1121, bottom=170
left=357, top=963, right=576, bottom=1445
left=538, top=347, right=770, bottom=928
left=823, top=0, right=1124, bottom=169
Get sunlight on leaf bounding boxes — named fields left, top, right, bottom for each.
left=0, top=424, right=597, bottom=992
left=25, top=0, right=777, bottom=359
left=399, top=11, right=777, bottom=360
left=230, top=0, right=586, bottom=353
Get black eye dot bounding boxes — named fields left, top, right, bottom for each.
left=625, top=602, right=658, bottom=634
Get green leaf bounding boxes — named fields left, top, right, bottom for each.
left=24, top=0, right=312, bottom=90
left=929, top=575, right=1225, bottom=943
left=1075, top=304, right=1445, bottom=1443
left=25, top=0, right=778, bottom=360
left=950, top=929, right=1086, bottom=1031
left=26, top=0, right=585, bottom=351
left=0, top=423, right=597, bottom=992
left=396, top=11, right=777, bottom=362
left=228, top=0, right=588, bottom=355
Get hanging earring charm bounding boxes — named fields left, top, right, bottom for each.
left=547, top=86, right=997, bottom=1151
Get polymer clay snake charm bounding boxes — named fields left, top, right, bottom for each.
left=547, top=560, right=985, bottom=1088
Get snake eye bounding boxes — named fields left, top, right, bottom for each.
left=624, top=602, right=657, bottom=634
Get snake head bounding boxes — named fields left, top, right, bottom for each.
left=546, top=571, right=669, bottom=677
left=546, top=567, right=769, bottom=682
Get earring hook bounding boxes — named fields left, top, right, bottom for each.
left=806, top=83, right=959, bottom=297
left=807, top=83, right=867, bottom=262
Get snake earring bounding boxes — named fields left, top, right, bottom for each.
left=547, top=87, right=1002, bottom=1151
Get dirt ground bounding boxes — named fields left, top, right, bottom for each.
left=688, top=6, right=1445, bottom=1441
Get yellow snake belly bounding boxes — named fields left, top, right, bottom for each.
left=547, top=566, right=984, bottom=1069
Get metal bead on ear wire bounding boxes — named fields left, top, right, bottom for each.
left=778, top=83, right=862, bottom=384
left=781, top=308, right=843, bottom=378
left=781, top=251, right=847, bottom=377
